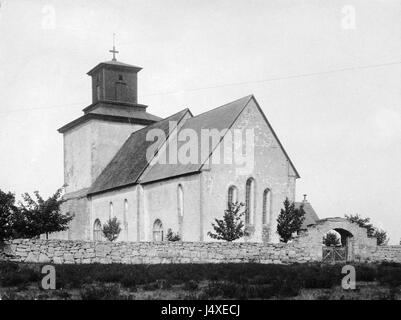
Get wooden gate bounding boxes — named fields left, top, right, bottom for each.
left=322, top=247, right=347, bottom=263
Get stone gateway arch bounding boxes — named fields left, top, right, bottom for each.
left=296, top=217, right=378, bottom=263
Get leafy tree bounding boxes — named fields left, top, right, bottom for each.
left=323, top=232, right=341, bottom=247
left=277, top=198, right=306, bottom=243
left=102, top=217, right=121, bottom=242
left=166, top=228, right=181, bottom=242
left=374, top=229, right=389, bottom=246
left=345, top=214, right=389, bottom=245
left=345, top=214, right=375, bottom=237
left=208, top=202, right=247, bottom=242
left=17, top=188, right=73, bottom=239
left=0, top=189, right=17, bottom=242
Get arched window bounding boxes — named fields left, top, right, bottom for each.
left=227, top=185, right=238, bottom=208
left=93, top=219, right=102, bottom=241
left=153, top=219, right=164, bottom=242
left=177, top=185, right=184, bottom=218
left=245, top=178, right=255, bottom=224
left=262, top=189, right=271, bottom=225
left=123, top=199, right=128, bottom=240
left=109, top=202, right=113, bottom=219
left=137, top=185, right=144, bottom=242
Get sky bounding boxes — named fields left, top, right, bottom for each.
left=0, top=0, right=400, bottom=243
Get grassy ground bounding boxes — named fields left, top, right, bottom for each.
left=0, top=261, right=400, bottom=300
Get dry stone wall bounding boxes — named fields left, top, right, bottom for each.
left=368, top=245, right=401, bottom=263
left=1, top=217, right=400, bottom=265
left=1, top=239, right=318, bottom=265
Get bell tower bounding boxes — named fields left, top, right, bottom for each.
left=87, top=60, right=142, bottom=105
left=58, top=41, right=161, bottom=195
left=87, top=34, right=142, bottom=105
left=55, top=39, right=161, bottom=240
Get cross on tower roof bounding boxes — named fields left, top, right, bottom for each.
left=109, top=33, right=119, bottom=61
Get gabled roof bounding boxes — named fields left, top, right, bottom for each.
left=295, top=201, right=320, bottom=228
left=88, top=107, right=161, bottom=121
left=139, top=95, right=253, bottom=183
left=59, top=101, right=162, bottom=134
left=88, top=95, right=300, bottom=195
left=57, top=113, right=158, bottom=134
left=87, top=60, right=142, bottom=76
left=83, top=102, right=162, bottom=121
left=88, top=109, right=190, bottom=195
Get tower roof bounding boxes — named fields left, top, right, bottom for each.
left=87, top=60, right=142, bottom=76
left=295, top=201, right=320, bottom=228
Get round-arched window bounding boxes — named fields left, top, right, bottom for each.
left=178, top=185, right=184, bottom=218
left=227, top=185, right=238, bottom=208
left=93, top=219, right=102, bottom=241
left=109, top=202, right=113, bottom=219
left=153, top=219, right=164, bottom=241
left=262, top=189, right=271, bottom=225
left=123, top=199, right=129, bottom=239
left=245, top=178, right=256, bottom=224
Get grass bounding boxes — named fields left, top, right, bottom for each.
left=0, top=261, right=400, bottom=300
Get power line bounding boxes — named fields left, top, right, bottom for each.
left=142, top=60, right=401, bottom=97
left=1, top=60, right=400, bottom=115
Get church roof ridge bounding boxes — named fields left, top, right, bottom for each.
left=124, top=107, right=192, bottom=138
left=87, top=108, right=190, bottom=195
left=139, top=96, right=253, bottom=184
left=189, top=95, right=253, bottom=120
left=88, top=94, right=300, bottom=194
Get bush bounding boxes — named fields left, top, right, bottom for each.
left=345, top=214, right=389, bottom=245
left=323, top=232, right=341, bottom=247
left=203, top=281, right=283, bottom=299
left=80, top=283, right=123, bottom=300
left=143, top=282, right=160, bottom=291
left=377, top=262, right=401, bottom=287
left=0, top=264, right=40, bottom=287
left=277, top=198, right=305, bottom=243
left=183, top=280, right=199, bottom=291
left=102, top=217, right=122, bottom=242
left=208, top=202, right=247, bottom=241
left=166, top=229, right=181, bottom=242
left=120, top=275, right=137, bottom=290
left=1, top=261, right=399, bottom=300
left=356, top=264, right=377, bottom=282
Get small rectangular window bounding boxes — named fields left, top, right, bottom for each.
left=96, top=85, right=101, bottom=100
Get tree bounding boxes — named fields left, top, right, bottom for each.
left=102, top=217, right=121, bottom=242
left=323, top=232, right=341, bottom=247
left=374, top=229, right=388, bottom=246
left=345, top=214, right=389, bottom=246
left=345, top=214, right=375, bottom=236
left=208, top=202, right=247, bottom=242
left=17, top=188, right=73, bottom=239
left=277, top=198, right=306, bottom=243
left=166, top=229, right=181, bottom=242
left=0, top=189, right=17, bottom=242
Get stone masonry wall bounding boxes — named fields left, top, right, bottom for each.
left=2, top=217, right=400, bottom=265
left=368, top=245, right=401, bottom=263
left=1, top=239, right=318, bottom=265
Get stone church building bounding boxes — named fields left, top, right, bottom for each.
left=54, top=55, right=313, bottom=244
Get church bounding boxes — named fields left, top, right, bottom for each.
left=54, top=50, right=316, bottom=244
